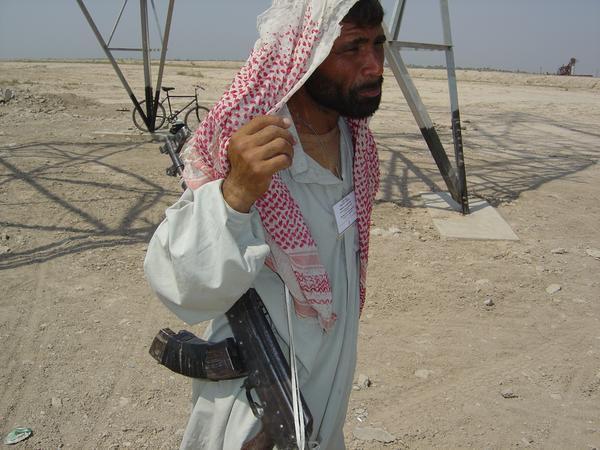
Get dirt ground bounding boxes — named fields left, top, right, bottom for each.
left=0, top=60, right=599, bottom=450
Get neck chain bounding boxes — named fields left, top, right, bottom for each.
left=290, top=109, right=341, bottom=178
left=294, top=114, right=324, bottom=137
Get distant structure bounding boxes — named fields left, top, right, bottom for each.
left=557, top=57, right=577, bottom=76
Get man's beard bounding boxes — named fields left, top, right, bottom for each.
left=304, top=69, right=383, bottom=119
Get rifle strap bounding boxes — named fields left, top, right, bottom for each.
left=285, top=286, right=307, bottom=449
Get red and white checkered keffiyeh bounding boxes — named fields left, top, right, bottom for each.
left=181, top=0, right=379, bottom=331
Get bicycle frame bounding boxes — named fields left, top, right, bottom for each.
left=132, top=85, right=206, bottom=132
left=162, top=88, right=199, bottom=122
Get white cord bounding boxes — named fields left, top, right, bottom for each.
left=285, top=286, right=306, bottom=450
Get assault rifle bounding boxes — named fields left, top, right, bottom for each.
left=150, top=291, right=313, bottom=447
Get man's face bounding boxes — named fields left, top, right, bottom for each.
left=305, top=22, right=385, bottom=118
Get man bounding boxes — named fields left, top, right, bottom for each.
left=144, top=0, right=385, bottom=448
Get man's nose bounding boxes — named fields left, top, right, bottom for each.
left=362, top=47, right=384, bottom=78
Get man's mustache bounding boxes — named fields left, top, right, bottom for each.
left=354, top=76, right=384, bottom=93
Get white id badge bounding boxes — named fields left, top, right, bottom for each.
left=333, top=191, right=357, bottom=235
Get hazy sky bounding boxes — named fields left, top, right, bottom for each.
left=0, top=0, right=598, bottom=75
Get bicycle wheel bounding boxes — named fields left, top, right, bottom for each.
left=184, top=105, right=209, bottom=132
left=132, top=100, right=166, bottom=132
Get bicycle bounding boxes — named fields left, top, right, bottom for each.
left=132, top=84, right=209, bottom=132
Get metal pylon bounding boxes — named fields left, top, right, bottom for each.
left=384, top=0, right=469, bottom=214
left=76, top=0, right=175, bottom=132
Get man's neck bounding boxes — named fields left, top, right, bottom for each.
left=287, top=87, right=342, bottom=179
left=287, top=87, right=339, bottom=135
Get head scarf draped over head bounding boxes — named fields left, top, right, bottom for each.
left=181, top=0, right=380, bottom=331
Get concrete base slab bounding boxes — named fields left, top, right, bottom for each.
left=421, top=192, right=519, bottom=241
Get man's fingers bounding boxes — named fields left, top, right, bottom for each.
left=239, top=115, right=292, bottom=135
left=258, top=137, right=294, bottom=163
left=261, top=152, right=294, bottom=175
left=251, top=124, right=296, bottom=147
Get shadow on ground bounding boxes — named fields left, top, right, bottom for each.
left=0, top=140, right=179, bottom=270
left=376, top=110, right=599, bottom=207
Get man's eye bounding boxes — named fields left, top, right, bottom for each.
left=344, top=47, right=359, bottom=53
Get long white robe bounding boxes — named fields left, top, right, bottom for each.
left=144, top=107, right=360, bottom=449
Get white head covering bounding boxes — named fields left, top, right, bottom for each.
left=255, top=0, right=358, bottom=107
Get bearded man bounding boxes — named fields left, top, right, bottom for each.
left=144, top=0, right=385, bottom=448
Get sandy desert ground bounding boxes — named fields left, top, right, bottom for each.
left=0, top=60, right=599, bottom=449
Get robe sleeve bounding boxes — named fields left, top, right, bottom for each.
left=143, top=179, right=271, bottom=325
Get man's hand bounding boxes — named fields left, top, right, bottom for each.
left=222, top=116, right=295, bottom=213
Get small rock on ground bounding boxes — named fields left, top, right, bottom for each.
left=370, top=227, right=385, bottom=236
left=585, top=248, right=600, bottom=259
left=521, top=436, right=534, bottom=446
left=551, top=248, right=567, bottom=254
left=546, top=284, right=562, bottom=295
left=415, top=369, right=434, bottom=380
left=501, top=388, right=517, bottom=398
left=388, top=226, right=401, bottom=235
left=357, top=373, right=371, bottom=389
left=353, top=426, right=396, bottom=443
left=4, top=88, right=14, bottom=102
